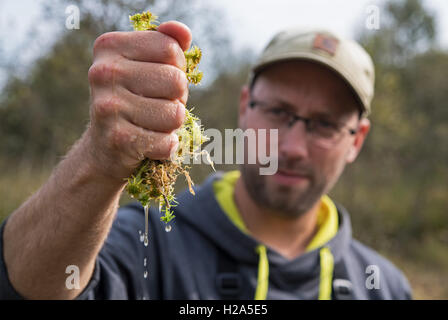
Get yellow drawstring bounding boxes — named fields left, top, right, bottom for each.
left=254, top=245, right=269, bottom=300
left=213, top=170, right=338, bottom=300
left=253, top=245, right=334, bottom=300
left=318, top=246, right=334, bottom=300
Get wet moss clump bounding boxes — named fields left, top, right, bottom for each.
left=126, top=11, right=213, bottom=226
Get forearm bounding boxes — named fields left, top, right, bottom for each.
left=3, top=129, right=127, bottom=299
left=2, top=23, right=192, bottom=300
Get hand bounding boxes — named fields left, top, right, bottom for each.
left=85, top=21, right=192, bottom=181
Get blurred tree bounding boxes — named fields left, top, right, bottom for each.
left=0, top=0, right=446, bottom=298
left=0, top=0, right=232, bottom=164
left=358, top=0, right=436, bottom=66
left=333, top=0, right=447, bottom=256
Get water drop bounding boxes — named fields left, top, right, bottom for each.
left=165, top=224, right=172, bottom=232
left=138, top=230, right=144, bottom=242
left=143, top=258, right=147, bottom=267
left=144, top=205, right=149, bottom=247
left=143, top=270, right=148, bottom=278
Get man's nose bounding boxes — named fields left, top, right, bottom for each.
left=279, top=121, right=310, bottom=160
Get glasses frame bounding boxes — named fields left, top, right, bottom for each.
left=248, top=99, right=359, bottom=148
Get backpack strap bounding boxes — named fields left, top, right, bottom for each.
left=215, top=250, right=243, bottom=299
left=332, top=260, right=354, bottom=300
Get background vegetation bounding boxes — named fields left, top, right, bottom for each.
left=0, top=0, right=446, bottom=299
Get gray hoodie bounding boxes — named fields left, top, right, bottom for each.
left=0, top=171, right=412, bottom=300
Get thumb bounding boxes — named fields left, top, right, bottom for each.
left=157, top=21, right=192, bottom=52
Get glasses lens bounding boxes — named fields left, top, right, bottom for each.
left=251, top=100, right=345, bottom=149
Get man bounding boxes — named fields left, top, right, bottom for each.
left=0, top=21, right=411, bottom=299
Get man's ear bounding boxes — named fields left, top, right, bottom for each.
left=238, top=85, right=250, bottom=128
left=346, top=117, right=370, bottom=163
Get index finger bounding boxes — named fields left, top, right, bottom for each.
left=93, top=21, right=192, bottom=69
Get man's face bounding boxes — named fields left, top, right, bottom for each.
left=238, top=60, right=370, bottom=218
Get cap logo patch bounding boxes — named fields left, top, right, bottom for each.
left=313, top=34, right=339, bottom=56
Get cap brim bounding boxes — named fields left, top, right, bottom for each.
left=251, top=53, right=368, bottom=116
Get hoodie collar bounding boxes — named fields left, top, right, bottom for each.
left=175, top=171, right=352, bottom=268
left=212, top=170, right=339, bottom=252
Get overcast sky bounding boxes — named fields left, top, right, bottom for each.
left=212, top=0, right=448, bottom=52
left=1, top=0, right=448, bottom=86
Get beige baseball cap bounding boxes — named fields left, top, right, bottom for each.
left=249, top=28, right=375, bottom=116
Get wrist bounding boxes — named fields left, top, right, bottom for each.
left=75, top=128, right=129, bottom=188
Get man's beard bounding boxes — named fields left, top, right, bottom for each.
left=240, top=160, right=327, bottom=219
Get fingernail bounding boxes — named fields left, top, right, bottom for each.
left=169, top=134, right=179, bottom=159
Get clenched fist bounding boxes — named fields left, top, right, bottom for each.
left=85, top=21, right=192, bottom=181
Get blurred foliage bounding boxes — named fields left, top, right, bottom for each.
left=331, top=0, right=448, bottom=297
left=0, top=0, right=446, bottom=298
left=0, top=0, right=231, bottom=162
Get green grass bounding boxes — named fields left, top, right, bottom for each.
left=0, top=160, right=53, bottom=223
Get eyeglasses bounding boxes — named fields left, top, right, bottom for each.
left=248, top=100, right=358, bottom=149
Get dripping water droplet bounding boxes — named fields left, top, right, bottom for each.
left=144, top=205, right=149, bottom=247
left=143, top=258, right=147, bottom=267
left=143, top=270, right=148, bottom=278
left=138, top=230, right=144, bottom=243
left=165, top=224, right=172, bottom=232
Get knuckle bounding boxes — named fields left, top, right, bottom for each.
left=93, top=96, right=121, bottom=119
left=110, top=126, right=129, bottom=150
left=93, top=32, right=120, bottom=55
left=88, top=61, right=121, bottom=85
left=88, top=64, right=101, bottom=84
